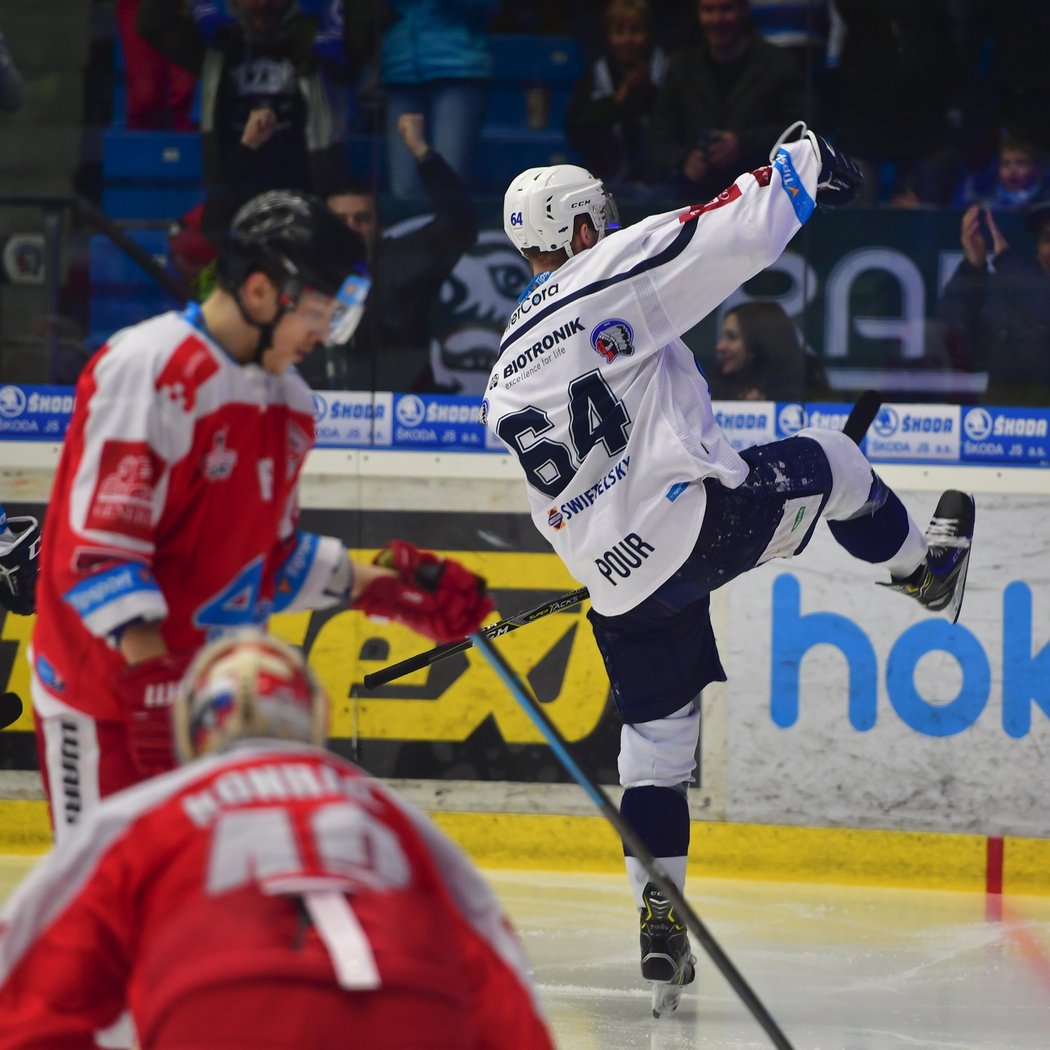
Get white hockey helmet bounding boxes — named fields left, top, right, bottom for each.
left=504, top=165, right=619, bottom=257
left=173, top=631, right=328, bottom=762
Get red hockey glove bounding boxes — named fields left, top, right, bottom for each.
left=354, top=540, right=494, bottom=644
left=114, top=650, right=195, bottom=776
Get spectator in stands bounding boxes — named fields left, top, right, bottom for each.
left=708, top=301, right=826, bottom=402
left=378, top=0, right=499, bottom=199
left=167, top=202, right=218, bottom=299
left=952, top=135, right=1050, bottom=212
left=138, top=0, right=350, bottom=240
left=566, top=0, right=668, bottom=196
left=117, top=0, right=196, bottom=130
left=303, top=112, right=478, bottom=392
left=937, top=198, right=1050, bottom=405
left=646, top=0, right=808, bottom=201
left=0, top=27, right=24, bottom=113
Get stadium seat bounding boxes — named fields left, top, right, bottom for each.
left=486, top=34, right=581, bottom=133
left=102, top=129, right=203, bottom=220
left=476, top=127, right=581, bottom=189
left=88, top=231, right=182, bottom=349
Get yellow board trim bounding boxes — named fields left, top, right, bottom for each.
left=4, top=799, right=1048, bottom=894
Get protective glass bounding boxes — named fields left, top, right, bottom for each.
left=603, top=188, right=622, bottom=235
left=328, top=268, right=372, bottom=345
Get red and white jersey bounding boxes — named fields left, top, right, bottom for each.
left=485, top=139, right=820, bottom=615
left=0, top=742, right=554, bottom=1050
left=31, top=307, right=345, bottom=722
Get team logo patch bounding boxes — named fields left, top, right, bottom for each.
left=201, top=427, right=237, bottom=481
left=590, top=318, right=635, bottom=363
left=547, top=506, right=565, bottom=530
left=86, top=440, right=166, bottom=540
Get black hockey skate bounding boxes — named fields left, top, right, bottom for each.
left=880, top=490, right=975, bottom=624
left=640, top=881, right=696, bottom=1018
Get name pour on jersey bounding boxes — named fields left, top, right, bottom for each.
left=595, top=532, right=655, bottom=585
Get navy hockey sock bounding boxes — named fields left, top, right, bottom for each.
left=620, top=785, right=690, bottom=860
left=827, top=475, right=911, bottom=564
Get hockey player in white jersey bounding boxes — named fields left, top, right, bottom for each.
left=485, top=123, right=975, bottom=1015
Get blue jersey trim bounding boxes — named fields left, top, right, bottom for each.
left=272, top=531, right=320, bottom=612
left=773, top=148, right=815, bottom=224
left=499, top=219, right=700, bottom=356
left=62, top=562, right=160, bottom=619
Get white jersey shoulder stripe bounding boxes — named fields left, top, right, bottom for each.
left=499, top=216, right=700, bottom=356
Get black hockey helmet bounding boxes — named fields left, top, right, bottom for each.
left=217, top=188, right=368, bottom=303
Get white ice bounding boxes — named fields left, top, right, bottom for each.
left=5, top=855, right=1050, bottom=1048
left=485, top=868, right=1050, bottom=1050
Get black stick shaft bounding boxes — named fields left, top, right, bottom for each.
left=361, top=587, right=589, bottom=688
left=473, top=633, right=796, bottom=1050
left=843, top=389, right=882, bottom=445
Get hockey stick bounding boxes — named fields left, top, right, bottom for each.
left=362, top=393, right=882, bottom=692
left=0, top=692, right=23, bottom=731
left=361, top=587, right=589, bottom=689
left=842, top=389, right=882, bottom=445
left=472, top=631, right=796, bottom=1047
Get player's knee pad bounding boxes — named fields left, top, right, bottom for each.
left=796, top=426, right=873, bottom=520
left=618, top=700, right=699, bottom=789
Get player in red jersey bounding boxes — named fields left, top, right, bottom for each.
left=0, top=632, right=554, bottom=1050
left=29, top=190, right=493, bottom=837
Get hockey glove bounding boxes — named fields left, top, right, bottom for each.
left=0, top=515, right=40, bottom=616
left=354, top=540, right=495, bottom=644
left=114, top=650, right=195, bottom=776
left=811, top=131, right=864, bottom=207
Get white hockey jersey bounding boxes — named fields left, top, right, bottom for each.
left=484, top=139, right=821, bottom=615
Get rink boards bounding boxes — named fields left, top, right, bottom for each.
left=1, top=446, right=1049, bottom=890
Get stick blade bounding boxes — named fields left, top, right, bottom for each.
left=0, top=692, right=23, bottom=730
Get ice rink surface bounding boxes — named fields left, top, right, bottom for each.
left=4, top=856, right=1050, bottom=1049
left=485, top=869, right=1050, bottom=1050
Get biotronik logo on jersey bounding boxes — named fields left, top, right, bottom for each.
left=590, top=318, right=635, bottom=363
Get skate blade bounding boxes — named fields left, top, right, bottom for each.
left=943, top=546, right=972, bottom=624
left=651, top=981, right=683, bottom=1018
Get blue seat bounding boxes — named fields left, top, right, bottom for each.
left=89, top=233, right=182, bottom=349
left=103, top=129, right=203, bottom=180
left=102, top=129, right=203, bottom=220
left=475, top=127, right=582, bottom=189
left=489, top=35, right=582, bottom=88
left=485, top=35, right=581, bottom=134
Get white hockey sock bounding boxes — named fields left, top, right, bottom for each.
left=626, top=855, right=687, bottom=909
